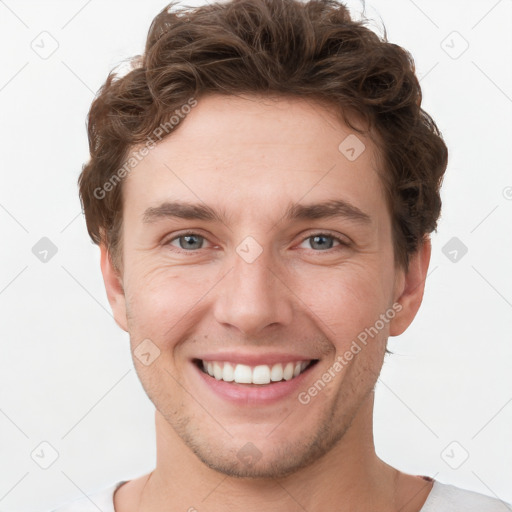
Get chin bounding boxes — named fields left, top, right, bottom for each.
left=174, top=413, right=350, bottom=480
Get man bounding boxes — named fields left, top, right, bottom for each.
left=53, top=0, right=509, bottom=510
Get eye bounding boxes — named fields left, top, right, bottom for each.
left=299, top=233, right=347, bottom=251
left=167, top=232, right=210, bottom=251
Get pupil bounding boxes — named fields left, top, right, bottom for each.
left=312, top=235, right=332, bottom=250
left=181, top=235, right=202, bottom=249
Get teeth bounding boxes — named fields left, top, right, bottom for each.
left=222, top=362, right=235, bottom=382
left=201, top=360, right=312, bottom=384
left=213, top=362, right=223, bottom=380
left=270, top=363, right=283, bottom=382
left=234, top=364, right=252, bottom=384
left=283, top=362, right=294, bottom=381
left=252, top=365, right=271, bottom=385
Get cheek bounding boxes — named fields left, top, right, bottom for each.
left=124, top=263, right=216, bottom=344
left=295, top=263, right=392, bottom=347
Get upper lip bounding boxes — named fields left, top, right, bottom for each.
left=194, top=352, right=319, bottom=366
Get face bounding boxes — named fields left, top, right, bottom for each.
left=101, top=94, right=429, bottom=479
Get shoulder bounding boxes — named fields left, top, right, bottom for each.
left=49, top=481, right=127, bottom=512
left=422, top=481, right=510, bottom=511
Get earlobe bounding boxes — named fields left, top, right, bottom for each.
left=99, top=244, right=129, bottom=332
left=389, top=237, right=432, bottom=337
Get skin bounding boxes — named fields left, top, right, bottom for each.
left=100, top=93, right=433, bottom=511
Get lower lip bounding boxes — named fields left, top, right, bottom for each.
left=192, top=362, right=316, bottom=406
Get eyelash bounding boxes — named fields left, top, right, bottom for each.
left=164, top=231, right=349, bottom=254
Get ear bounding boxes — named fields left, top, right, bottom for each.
left=99, top=244, right=128, bottom=332
left=389, top=236, right=431, bottom=337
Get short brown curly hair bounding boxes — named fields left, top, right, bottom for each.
left=78, top=0, right=448, bottom=273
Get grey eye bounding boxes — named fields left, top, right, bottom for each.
left=307, top=234, right=336, bottom=250
left=171, top=234, right=205, bottom=250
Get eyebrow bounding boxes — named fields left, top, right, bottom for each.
left=283, top=199, right=371, bottom=225
left=143, top=202, right=227, bottom=224
left=142, top=199, right=372, bottom=225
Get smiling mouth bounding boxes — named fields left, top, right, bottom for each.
left=193, top=359, right=319, bottom=385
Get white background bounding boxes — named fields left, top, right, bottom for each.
left=0, top=0, right=511, bottom=510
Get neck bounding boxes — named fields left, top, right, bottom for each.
left=135, top=393, right=426, bottom=511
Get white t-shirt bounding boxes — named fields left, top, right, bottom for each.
left=50, top=479, right=509, bottom=511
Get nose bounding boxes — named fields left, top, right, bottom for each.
left=213, top=247, right=294, bottom=337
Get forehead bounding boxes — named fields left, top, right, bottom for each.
left=122, top=94, right=388, bottom=226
